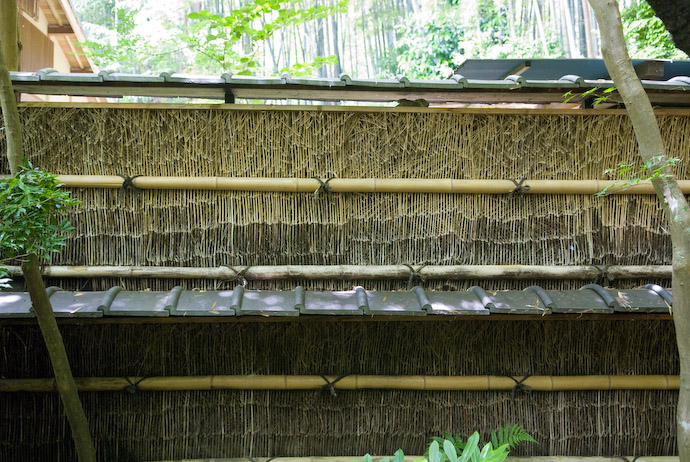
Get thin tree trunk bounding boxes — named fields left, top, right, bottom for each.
left=533, top=0, right=550, bottom=55
left=1, top=34, right=96, bottom=462
left=0, top=43, right=22, bottom=172
left=0, top=0, right=19, bottom=71
left=22, top=256, right=96, bottom=462
left=331, top=10, right=342, bottom=75
left=588, top=1, right=690, bottom=460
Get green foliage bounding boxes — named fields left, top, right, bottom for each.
left=79, top=7, right=151, bottom=72
left=597, top=155, right=680, bottom=196
left=0, top=161, right=80, bottom=264
left=361, top=432, right=520, bottom=462
left=562, top=87, right=616, bottom=105
left=395, top=16, right=465, bottom=79
left=428, top=425, right=536, bottom=459
left=621, top=1, right=687, bottom=59
left=489, top=424, right=538, bottom=449
left=184, top=0, right=347, bottom=75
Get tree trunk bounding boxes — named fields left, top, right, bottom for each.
left=0, top=0, right=19, bottom=71
left=588, top=1, right=690, bottom=460
left=0, top=42, right=22, bottom=172
left=22, top=256, right=96, bottom=462
left=1, top=30, right=96, bottom=462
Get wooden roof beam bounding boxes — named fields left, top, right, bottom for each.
left=47, top=24, right=73, bottom=35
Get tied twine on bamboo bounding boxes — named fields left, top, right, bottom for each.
left=0, top=375, right=679, bottom=393
left=27, top=175, right=690, bottom=195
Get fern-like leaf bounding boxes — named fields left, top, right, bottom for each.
left=489, top=424, right=537, bottom=449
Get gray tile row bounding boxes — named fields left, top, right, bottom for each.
left=0, top=284, right=672, bottom=319
left=9, top=68, right=690, bottom=92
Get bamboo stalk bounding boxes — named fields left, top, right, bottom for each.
left=21, top=176, right=690, bottom=195
left=1, top=264, right=672, bottom=280
left=147, top=458, right=681, bottom=462
left=0, top=374, right=679, bottom=393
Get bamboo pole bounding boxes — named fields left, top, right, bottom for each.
left=19, top=176, right=690, bottom=195
left=0, top=374, right=679, bottom=393
left=147, top=458, right=680, bottom=462
left=1, top=264, right=672, bottom=280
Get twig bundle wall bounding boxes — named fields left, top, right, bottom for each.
left=0, top=106, right=685, bottom=459
left=1, top=107, right=687, bottom=291
left=0, top=320, right=679, bottom=460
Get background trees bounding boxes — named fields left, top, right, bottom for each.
left=73, top=0, right=686, bottom=79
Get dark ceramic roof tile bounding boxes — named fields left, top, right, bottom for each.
left=47, top=291, right=106, bottom=317
left=235, top=286, right=299, bottom=316
left=416, top=287, right=489, bottom=315
left=474, top=287, right=549, bottom=315
left=169, top=288, right=236, bottom=316
left=300, top=287, right=364, bottom=315
left=364, top=289, right=426, bottom=316
left=546, top=288, right=613, bottom=314
left=605, top=288, right=670, bottom=313
left=101, top=288, right=170, bottom=316
left=0, top=292, right=34, bottom=317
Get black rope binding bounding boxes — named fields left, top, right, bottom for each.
left=123, top=377, right=147, bottom=394
left=225, top=266, right=251, bottom=287
left=507, top=177, right=531, bottom=199
left=312, top=176, right=336, bottom=197
left=404, top=264, right=427, bottom=289
left=507, top=375, right=532, bottom=401
left=592, top=264, right=613, bottom=287
left=117, top=174, right=143, bottom=198
left=320, top=374, right=348, bottom=397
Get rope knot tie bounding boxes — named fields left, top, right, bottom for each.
left=312, top=176, right=336, bottom=197
left=223, top=266, right=250, bottom=287
left=593, top=264, right=613, bottom=287
left=320, top=374, right=348, bottom=397
left=507, top=177, right=530, bottom=198
left=507, top=375, right=532, bottom=401
left=123, top=377, right=146, bottom=394
left=404, top=264, right=427, bottom=289
left=117, top=174, right=143, bottom=198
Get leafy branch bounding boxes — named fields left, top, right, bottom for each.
left=597, top=155, right=680, bottom=196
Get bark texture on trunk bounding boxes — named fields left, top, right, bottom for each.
left=0, top=1, right=19, bottom=71
left=646, top=0, right=690, bottom=56
left=22, top=256, right=96, bottom=462
left=588, top=1, right=690, bottom=459
left=0, top=42, right=23, bottom=173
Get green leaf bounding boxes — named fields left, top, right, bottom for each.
left=429, top=440, right=441, bottom=462
left=444, top=439, right=458, bottom=462
left=393, top=448, right=405, bottom=462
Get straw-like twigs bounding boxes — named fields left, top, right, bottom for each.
left=0, top=107, right=683, bottom=292
left=0, top=320, right=680, bottom=458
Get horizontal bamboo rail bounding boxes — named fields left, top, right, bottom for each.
left=1, top=264, right=672, bottom=280
left=147, top=458, right=680, bottom=462
left=18, top=176, right=690, bottom=194
left=0, top=375, right=679, bottom=393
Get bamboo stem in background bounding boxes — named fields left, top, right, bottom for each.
left=24, top=176, right=690, bottom=195
left=0, top=374, right=679, bottom=393
left=1, top=264, right=673, bottom=280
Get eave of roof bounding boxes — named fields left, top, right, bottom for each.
left=9, top=68, right=690, bottom=105
left=0, top=284, right=672, bottom=320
